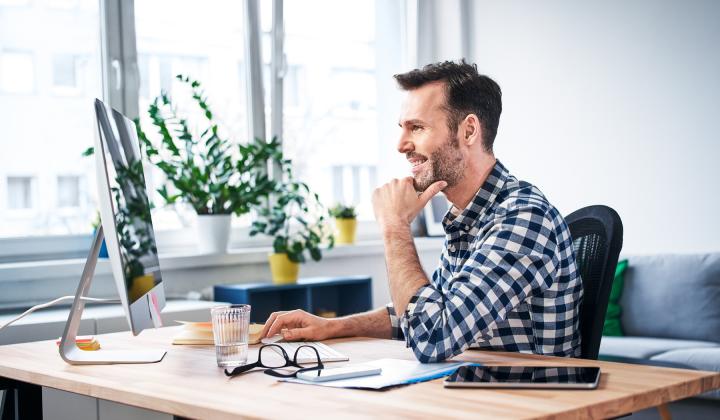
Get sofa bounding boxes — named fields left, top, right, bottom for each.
left=598, top=253, right=720, bottom=400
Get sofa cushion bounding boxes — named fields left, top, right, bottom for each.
left=620, top=253, right=720, bottom=342
left=599, top=336, right=720, bottom=359
left=651, top=348, right=720, bottom=400
left=603, top=259, right=628, bottom=336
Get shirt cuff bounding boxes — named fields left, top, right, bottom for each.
left=399, top=285, right=440, bottom=342
left=385, top=302, right=405, bottom=341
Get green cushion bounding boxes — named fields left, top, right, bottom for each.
left=602, top=259, right=628, bottom=337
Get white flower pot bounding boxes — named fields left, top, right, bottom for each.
left=196, top=214, right=232, bottom=254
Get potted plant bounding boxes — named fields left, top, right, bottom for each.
left=135, top=75, right=279, bottom=254
left=250, top=155, right=334, bottom=284
left=329, top=204, right=357, bottom=245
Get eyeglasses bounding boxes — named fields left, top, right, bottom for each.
left=224, top=344, right=324, bottom=378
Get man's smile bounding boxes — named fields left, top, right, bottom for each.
left=407, top=154, right=429, bottom=174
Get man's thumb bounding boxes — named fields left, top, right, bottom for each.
left=418, top=180, right=447, bottom=206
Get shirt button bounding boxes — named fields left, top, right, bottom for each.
left=463, top=226, right=470, bottom=231
left=449, top=245, right=456, bottom=252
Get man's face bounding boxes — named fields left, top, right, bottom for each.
left=397, top=82, right=465, bottom=192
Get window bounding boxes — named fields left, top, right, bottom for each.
left=53, top=55, right=77, bottom=88
left=0, top=51, right=35, bottom=94
left=134, top=0, right=249, bottom=231
left=0, top=1, right=101, bottom=239
left=50, top=54, right=90, bottom=95
left=7, top=176, right=33, bottom=209
left=0, top=0, right=411, bottom=259
left=57, top=175, right=80, bottom=208
left=280, top=0, right=402, bottom=220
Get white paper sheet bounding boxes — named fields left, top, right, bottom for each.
left=281, top=358, right=477, bottom=390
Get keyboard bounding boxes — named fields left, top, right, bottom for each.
left=270, top=341, right=349, bottom=363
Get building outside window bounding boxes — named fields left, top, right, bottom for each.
left=57, top=175, right=80, bottom=208
left=0, top=1, right=101, bottom=238
left=52, top=54, right=77, bottom=88
left=51, top=53, right=89, bottom=94
left=6, top=176, right=34, bottom=210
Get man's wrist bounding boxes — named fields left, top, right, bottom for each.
left=381, top=222, right=412, bottom=239
left=326, top=317, right=346, bottom=338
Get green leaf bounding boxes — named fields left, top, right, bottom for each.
left=81, top=146, right=94, bottom=157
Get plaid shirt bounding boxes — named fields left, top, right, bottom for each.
left=387, top=160, right=583, bottom=363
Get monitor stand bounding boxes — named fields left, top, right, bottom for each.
left=59, top=226, right=167, bottom=365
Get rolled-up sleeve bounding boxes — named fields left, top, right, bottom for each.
left=385, top=302, right=405, bottom=341
left=401, top=206, right=560, bottom=363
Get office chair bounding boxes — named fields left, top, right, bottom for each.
left=566, top=205, right=623, bottom=360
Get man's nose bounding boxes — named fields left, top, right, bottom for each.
left=397, top=133, right=413, bottom=154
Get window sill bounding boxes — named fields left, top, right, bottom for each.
left=0, top=237, right=445, bottom=282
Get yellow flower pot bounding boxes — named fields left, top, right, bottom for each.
left=335, top=218, right=357, bottom=245
left=268, top=253, right=300, bottom=284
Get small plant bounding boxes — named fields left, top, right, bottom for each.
left=250, top=155, right=334, bottom=263
left=134, top=74, right=279, bottom=216
left=329, top=204, right=357, bottom=219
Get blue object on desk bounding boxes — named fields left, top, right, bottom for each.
left=214, top=276, right=372, bottom=323
left=92, top=229, right=109, bottom=258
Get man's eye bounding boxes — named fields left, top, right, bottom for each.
left=411, top=125, right=423, bottom=132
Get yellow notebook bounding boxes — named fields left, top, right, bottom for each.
left=172, top=321, right=213, bottom=345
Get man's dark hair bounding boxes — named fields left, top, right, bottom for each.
left=394, top=60, right=502, bottom=152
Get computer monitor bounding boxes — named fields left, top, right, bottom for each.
left=58, top=99, right=166, bottom=365
left=93, top=98, right=166, bottom=333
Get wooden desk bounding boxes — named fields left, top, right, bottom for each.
left=0, top=326, right=718, bottom=419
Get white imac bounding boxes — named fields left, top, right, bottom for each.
left=59, top=99, right=167, bottom=365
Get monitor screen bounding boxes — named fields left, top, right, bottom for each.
left=94, top=99, right=164, bottom=332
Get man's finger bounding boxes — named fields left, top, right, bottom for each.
left=261, top=311, right=286, bottom=337
left=417, top=180, right=447, bottom=207
left=266, top=311, right=304, bottom=337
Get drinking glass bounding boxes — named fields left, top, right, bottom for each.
left=211, top=304, right=250, bottom=367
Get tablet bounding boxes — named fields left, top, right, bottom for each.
left=444, top=366, right=601, bottom=389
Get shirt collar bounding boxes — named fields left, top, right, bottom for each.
left=443, top=160, right=510, bottom=232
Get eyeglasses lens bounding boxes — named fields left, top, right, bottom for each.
left=258, top=345, right=289, bottom=369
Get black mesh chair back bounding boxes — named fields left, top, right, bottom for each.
left=566, top=205, right=623, bottom=360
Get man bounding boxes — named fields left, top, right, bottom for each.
left=260, top=60, right=583, bottom=363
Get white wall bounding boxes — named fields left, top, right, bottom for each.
left=469, top=0, right=720, bottom=254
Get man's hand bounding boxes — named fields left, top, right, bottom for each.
left=260, top=309, right=337, bottom=341
left=372, top=177, right=447, bottom=231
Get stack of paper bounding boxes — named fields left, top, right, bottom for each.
left=55, top=336, right=101, bottom=351
left=172, top=321, right=264, bottom=345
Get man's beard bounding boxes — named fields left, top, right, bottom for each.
left=411, top=135, right=465, bottom=192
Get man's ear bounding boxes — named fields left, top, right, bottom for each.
left=461, top=114, right=482, bottom=147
